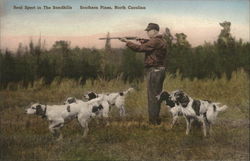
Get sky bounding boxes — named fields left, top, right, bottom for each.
left=0, top=0, right=249, bottom=50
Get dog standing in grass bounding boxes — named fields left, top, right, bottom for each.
left=84, top=88, right=134, bottom=117
left=158, top=90, right=228, bottom=136
left=25, top=96, right=104, bottom=140
left=156, top=91, right=182, bottom=128
left=64, top=96, right=111, bottom=126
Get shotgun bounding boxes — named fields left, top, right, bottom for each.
left=99, top=36, right=149, bottom=42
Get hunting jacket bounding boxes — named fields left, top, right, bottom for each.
left=126, top=35, right=167, bottom=68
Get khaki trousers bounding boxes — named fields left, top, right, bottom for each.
left=145, top=67, right=166, bottom=125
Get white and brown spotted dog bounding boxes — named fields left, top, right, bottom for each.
left=169, top=90, right=228, bottom=136
left=84, top=88, right=134, bottom=117
left=25, top=96, right=104, bottom=140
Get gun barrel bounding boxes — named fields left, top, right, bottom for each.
left=99, top=36, right=137, bottom=40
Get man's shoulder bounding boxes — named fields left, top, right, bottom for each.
left=149, top=35, right=166, bottom=44
left=150, top=35, right=164, bottom=41
left=155, top=35, right=164, bottom=39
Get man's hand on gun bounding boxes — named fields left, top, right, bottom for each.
left=136, top=38, right=148, bottom=44
left=119, top=37, right=148, bottom=44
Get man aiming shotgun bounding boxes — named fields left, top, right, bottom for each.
left=118, top=23, right=167, bottom=125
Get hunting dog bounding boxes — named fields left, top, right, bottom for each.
left=158, top=90, right=228, bottom=136
left=25, top=96, right=104, bottom=140
left=84, top=88, right=134, bottom=117
left=64, top=96, right=110, bottom=119
left=156, top=91, right=182, bottom=128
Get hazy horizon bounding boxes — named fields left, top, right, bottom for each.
left=0, top=0, right=249, bottom=51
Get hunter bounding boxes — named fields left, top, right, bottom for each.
left=119, top=23, right=167, bottom=125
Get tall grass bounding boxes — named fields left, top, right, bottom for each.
left=0, top=69, right=249, bottom=160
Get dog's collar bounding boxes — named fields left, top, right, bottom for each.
left=41, top=105, right=47, bottom=119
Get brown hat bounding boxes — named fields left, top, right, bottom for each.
left=145, top=23, right=160, bottom=31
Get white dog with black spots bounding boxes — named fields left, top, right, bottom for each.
left=168, top=90, right=228, bottom=136
left=84, top=88, right=134, bottom=117
left=25, top=96, right=105, bottom=140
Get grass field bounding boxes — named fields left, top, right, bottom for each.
left=0, top=69, right=249, bottom=160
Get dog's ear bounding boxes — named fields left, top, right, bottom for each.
left=162, top=91, right=170, bottom=98
left=158, top=91, right=176, bottom=108
left=88, top=92, right=97, bottom=100
left=35, top=104, right=44, bottom=115
left=175, top=90, right=184, bottom=99
left=156, top=91, right=168, bottom=102
left=67, top=105, right=71, bottom=112
left=176, top=92, right=189, bottom=108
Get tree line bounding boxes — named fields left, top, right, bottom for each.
left=0, top=22, right=249, bottom=89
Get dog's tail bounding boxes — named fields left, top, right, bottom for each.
left=214, top=102, right=221, bottom=106
left=120, top=88, right=134, bottom=96
left=216, top=105, right=228, bottom=112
